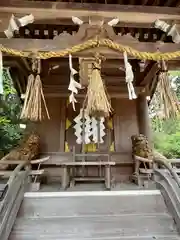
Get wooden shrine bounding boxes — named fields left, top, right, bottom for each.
left=1, top=0, right=180, bottom=187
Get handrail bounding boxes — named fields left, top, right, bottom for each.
left=155, top=169, right=180, bottom=233
left=0, top=160, right=30, bottom=240
left=0, top=157, right=50, bottom=165
left=154, top=158, right=180, bottom=188
left=7, top=160, right=29, bottom=185
left=0, top=160, right=29, bottom=211
left=168, top=159, right=180, bottom=164
left=134, top=155, right=153, bottom=163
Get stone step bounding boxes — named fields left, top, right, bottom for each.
left=9, top=235, right=180, bottom=240
left=9, top=191, right=180, bottom=239
left=9, top=214, right=178, bottom=239
left=18, top=194, right=167, bottom=218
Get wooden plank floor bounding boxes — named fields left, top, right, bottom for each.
left=9, top=192, right=180, bottom=240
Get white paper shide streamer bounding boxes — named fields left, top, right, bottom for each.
left=107, top=18, right=119, bottom=27
left=91, top=117, right=98, bottom=143
left=154, top=20, right=180, bottom=44
left=84, top=112, right=92, bottom=144
left=73, top=110, right=106, bottom=144
left=0, top=51, right=3, bottom=95
left=73, top=109, right=83, bottom=144
left=73, top=109, right=92, bottom=144
left=99, top=117, right=105, bottom=143
left=72, top=16, right=83, bottom=25
left=68, top=54, right=81, bottom=111
left=123, top=51, right=137, bottom=100
left=4, top=14, right=34, bottom=39
left=91, top=117, right=105, bottom=143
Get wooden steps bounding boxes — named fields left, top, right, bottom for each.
left=9, top=215, right=179, bottom=239
left=8, top=192, right=180, bottom=239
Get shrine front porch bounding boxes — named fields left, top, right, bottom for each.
left=33, top=94, right=152, bottom=190
left=38, top=151, right=133, bottom=185
left=25, top=150, right=155, bottom=192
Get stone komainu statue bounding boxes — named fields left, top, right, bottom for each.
left=0, top=132, right=40, bottom=170
left=131, top=134, right=153, bottom=159
left=131, top=134, right=153, bottom=169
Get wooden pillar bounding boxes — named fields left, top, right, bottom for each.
left=136, top=94, right=153, bottom=147
left=59, top=98, right=66, bottom=152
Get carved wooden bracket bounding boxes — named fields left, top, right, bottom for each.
left=52, top=16, right=139, bottom=56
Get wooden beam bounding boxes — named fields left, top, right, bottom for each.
left=0, top=13, right=154, bottom=29
left=149, top=74, right=159, bottom=100
left=4, top=57, right=29, bottom=73
left=34, top=19, right=153, bottom=29
left=47, top=58, right=164, bottom=76
left=167, top=60, right=180, bottom=70
left=59, top=98, right=66, bottom=152
left=136, top=94, right=153, bottom=146
left=137, top=62, right=159, bottom=86
left=42, top=75, right=127, bottom=84
left=42, top=84, right=143, bottom=99
left=10, top=69, right=23, bottom=95
left=0, top=13, right=156, bottom=34
left=0, top=13, right=12, bottom=36
left=45, top=92, right=133, bottom=99
left=1, top=38, right=180, bottom=59
left=4, top=56, right=29, bottom=93
left=0, top=1, right=180, bottom=24
left=46, top=58, right=126, bottom=71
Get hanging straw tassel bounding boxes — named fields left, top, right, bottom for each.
left=85, top=54, right=112, bottom=118
left=20, top=58, right=50, bottom=121
left=30, top=74, right=50, bottom=121
left=20, top=74, right=35, bottom=119
left=123, top=51, right=137, bottom=100
left=156, top=60, right=180, bottom=119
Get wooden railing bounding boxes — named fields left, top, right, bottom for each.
left=154, top=158, right=180, bottom=188
left=133, top=154, right=180, bottom=187
left=0, top=161, right=30, bottom=240
left=154, top=158, right=180, bottom=233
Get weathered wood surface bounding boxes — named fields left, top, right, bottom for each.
left=40, top=152, right=133, bottom=165
left=9, top=194, right=180, bottom=239
left=36, top=98, right=137, bottom=182
left=17, top=195, right=167, bottom=217
left=136, top=95, right=153, bottom=146
left=0, top=161, right=29, bottom=240
left=61, top=162, right=114, bottom=190
left=0, top=1, right=180, bottom=24
left=155, top=168, right=180, bottom=235
left=0, top=16, right=178, bottom=60
left=0, top=184, right=8, bottom=201
left=1, top=38, right=180, bottom=57
left=0, top=157, right=49, bottom=166
left=61, top=161, right=115, bottom=166
left=0, top=169, right=45, bottom=177
left=0, top=174, right=26, bottom=240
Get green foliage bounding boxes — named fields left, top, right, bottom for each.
left=152, top=118, right=180, bottom=158
left=0, top=117, right=10, bottom=125
left=153, top=131, right=180, bottom=158
left=152, top=71, right=180, bottom=159
left=169, top=71, right=180, bottom=77
left=0, top=68, right=23, bottom=156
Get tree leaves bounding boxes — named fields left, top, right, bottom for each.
left=0, top=68, right=23, bottom=156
